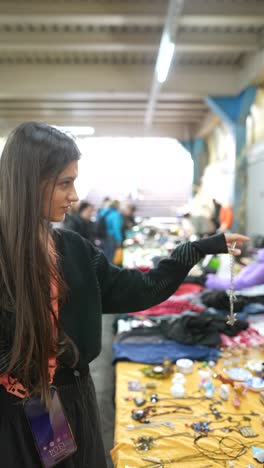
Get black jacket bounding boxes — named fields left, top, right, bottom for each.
left=54, top=230, right=227, bottom=367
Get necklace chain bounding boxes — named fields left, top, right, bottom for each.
left=227, top=242, right=237, bottom=326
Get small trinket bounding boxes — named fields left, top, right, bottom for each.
left=128, top=380, right=142, bottom=391
left=198, top=370, right=211, bottom=380
left=172, top=372, right=186, bottom=385
left=209, top=402, right=222, bottom=419
left=134, top=435, right=155, bottom=453
left=176, top=358, right=193, bottom=374
left=253, top=445, right=264, bottom=462
left=204, top=380, right=215, bottom=399
left=214, top=373, right=234, bottom=386
left=132, top=409, right=146, bottom=421
left=247, top=359, right=263, bottom=374
left=150, top=393, right=159, bottom=403
left=190, top=421, right=212, bottom=434
left=170, top=383, right=185, bottom=398
left=124, top=395, right=134, bottom=401
left=219, top=384, right=229, bottom=401
left=126, top=421, right=175, bottom=431
left=239, top=426, right=258, bottom=438
left=208, top=360, right=216, bottom=368
left=232, top=394, right=241, bottom=407
left=145, top=382, right=157, bottom=389
left=134, top=397, right=146, bottom=407
left=234, top=382, right=248, bottom=396
left=141, top=359, right=174, bottom=379
left=198, top=373, right=215, bottom=398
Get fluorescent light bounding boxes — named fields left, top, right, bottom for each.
left=55, top=126, right=95, bottom=136
left=156, top=35, right=175, bottom=84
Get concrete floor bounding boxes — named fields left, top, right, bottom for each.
left=90, top=314, right=115, bottom=468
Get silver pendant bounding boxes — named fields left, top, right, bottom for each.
left=227, top=242, right=237, bottom=326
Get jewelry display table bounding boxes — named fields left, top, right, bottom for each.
left=111, top=354, right=264, bottom=468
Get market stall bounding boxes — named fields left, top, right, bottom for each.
left=112, top=353, right=264, bottom=468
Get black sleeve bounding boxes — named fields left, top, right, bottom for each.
left=90, top=233, right=227, bottom=315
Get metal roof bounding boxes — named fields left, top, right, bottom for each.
left=0, top=0, right=263, bottom=138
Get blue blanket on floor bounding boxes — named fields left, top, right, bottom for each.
left=112, top=341, right=219, bottom=364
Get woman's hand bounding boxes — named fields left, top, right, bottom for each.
left=224, top=233, right=250, bottom=256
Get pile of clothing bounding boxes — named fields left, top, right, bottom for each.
left=112, top=275, right=264, bottom=364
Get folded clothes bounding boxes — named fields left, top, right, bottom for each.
left=115, top=327, right=164, bottom=344
left=235, top=284, right=264, bottom=297
left=112, top=341, right=219, bottom=364
left=220, top=327, right=264, bottom=347
left=201, top=290, right=247, bottom=312
left=159, top=312, right=248, bottom=346
left=129, top=298, right=204, bottom=316
left=175, top=283, right=204, bottom=296
left=243, top=303, right=264, bottom=314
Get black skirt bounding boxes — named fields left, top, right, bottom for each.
left=0, top=368, right=108, bottom=468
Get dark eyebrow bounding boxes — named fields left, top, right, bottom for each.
left=58, top=176, right=76, bottom=182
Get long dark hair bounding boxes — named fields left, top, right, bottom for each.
left=0, top=122, right=80, bottom=405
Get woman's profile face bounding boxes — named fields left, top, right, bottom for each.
left=42, top=160, right=79, bottom=222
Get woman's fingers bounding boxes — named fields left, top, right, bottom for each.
left=225, top=233, right=250, bottom=247
left=227, top=247, right=241, bottom=256
left=224, top=233, right=250, bottom=256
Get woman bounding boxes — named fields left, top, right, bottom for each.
left=0, top=122, right=249, bottom=467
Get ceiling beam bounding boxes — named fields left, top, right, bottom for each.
left=183, top=0, right=264, bottom=16
left=0, top=14, right=262, bottom=28
left=0, top=92, right=203, bottom=102
left=0, top=120, right=192, bottom=139
left=180, top=15, right=264, bottom=28
left=0, top=14, right=164, bottom=28
left=0, top=64, right=239, bottom=99
left=0, top=31, right=158, bottom=53
left=0, top=100, right=207, bottom=111
left=0, top=1, right=262, bottom=28
left=0, top=31, right=258, bottom=54
left=0, top=109, right=205, bottom=118
left=0, top=0, right=166, bottom=16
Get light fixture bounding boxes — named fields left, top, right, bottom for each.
left=54, top=126, right=95, bottom=136
left=156, top=34, right=175, bottom=84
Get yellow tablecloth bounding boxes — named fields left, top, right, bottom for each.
left=111, top=356, right=264, bottom=468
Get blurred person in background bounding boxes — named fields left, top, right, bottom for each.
left=219, top=200, right=234, bottom=232
left=64, top=200, right=95, bottom=243
left=181, top=213, right=196, bottom=239
left=78, top=201, right=95, bottom=244
left=211, top=198, right=222, bottom=233
left=95, top=196, right=112, bottom=248
left=104, top=200, right=124, bottom=264
left=122, top=203, right=137, bottom=240
left=63, top=201, right=81, bottom=233
left=96, top=196, right=111, bottom=220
